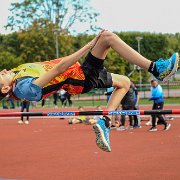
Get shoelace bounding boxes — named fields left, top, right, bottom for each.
left=156, top=59, right=166, bottom=68
left=157, top=58, right=172, bottom=72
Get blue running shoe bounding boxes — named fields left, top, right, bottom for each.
left=155, top=53, right=179, bottom=81
left=93, top=119, right=111, bottom=152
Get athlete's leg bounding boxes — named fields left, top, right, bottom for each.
left=93, top=74, right=130, bottom=152
left=91, top=30, right=151, bottom=69
left=107, top=73, right=130, bottom=110
left=91, top=30, right=179, bottom=81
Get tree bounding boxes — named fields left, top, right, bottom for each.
left=0, top=33, right=21, bottom=56
left=6, top=0, right=99, bottom=34
left=166, top=33, right=180, bottom=55
left=0, top=33, right=23, bottom=69
left=17, top=19, right=75, bottom=62
left=0, top=51, right=23, bottom=70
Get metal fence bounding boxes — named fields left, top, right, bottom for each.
left=138, top=81, right=180, bottom=98
left=72, top=81, right=180, bottom=101
left=1, top=81, right=179, bottom=109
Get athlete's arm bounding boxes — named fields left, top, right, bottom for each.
left=33, top=31, right=103, bottom=87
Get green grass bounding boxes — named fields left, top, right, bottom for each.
left=71, top=97, right=180, bottom=107
left=139, top=97, right=180, bottom=105
left=1, top=97, right=179, bottom=109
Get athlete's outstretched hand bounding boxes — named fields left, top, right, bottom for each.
left=87, top=29, right=106, bottom=50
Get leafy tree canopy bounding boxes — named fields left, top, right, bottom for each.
left=6, top=0, right=99, bottom=34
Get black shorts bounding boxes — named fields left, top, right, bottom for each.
left=81, top=52, right=113, bottom=93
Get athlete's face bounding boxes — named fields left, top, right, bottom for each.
left=0, top=69, right=15, bottom=87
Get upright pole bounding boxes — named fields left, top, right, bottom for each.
left=136, top=36, right=143, bottom=91
left=55, top=31, right=59, bottom=58
left=53, top=29, right=60, bottom=58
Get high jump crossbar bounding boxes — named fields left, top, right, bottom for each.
left=0, top=109, right=180, bottom=117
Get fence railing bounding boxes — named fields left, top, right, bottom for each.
left=136, top=81, right=180, bottom=98
left=1, top=81, right=180, bottom=109
left=72, top=81, right=180, bottom=100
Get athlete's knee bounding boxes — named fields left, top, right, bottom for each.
left=112, top=74, right=130, bottom=91
left=120, top=76, right=130, bottom=91
left=99, top=30, right=117, bottom=46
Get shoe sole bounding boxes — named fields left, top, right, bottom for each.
left=126, top=127, right=133, bottom=130
left=149, top=128, right=157, bottom=132
left=145, top=122, right=152, bottom=126
left=163, top=53, right=179, bottom=82
left=18, top=121, right=24, bottom=124
left=116, top=128, right=126, bottom=131
left=110, top=127, right=117, bottom=130
left=93, top=124, right=111, bottom=152
left=164, top=124, right=171, bottom=131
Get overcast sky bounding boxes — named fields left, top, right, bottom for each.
left=0, top=0, right=180, bottom=35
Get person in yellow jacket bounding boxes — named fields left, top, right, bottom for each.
left=68, top=106, right=98, bottom=125
left=68, top=106, right=88, bottom=124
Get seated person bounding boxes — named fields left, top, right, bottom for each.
left=68, top=106, right=98, bottom=125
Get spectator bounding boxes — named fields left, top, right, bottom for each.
left=68, top=106, right=88, bottom=124
left=105, top=87, right=114, bottom=102
left=59, top=89, right=67, bottom=107
left=146, top=115, right=174, bottom=126
left=41, top=99, right=46, bottom=107
left=2, top=97, right=15, bottom=109
left=2, top=97, right=8, bottom=109
left=58, top=90, right=73, bottom=107
left=8, top=98, right=15, bottom=109
left=18, top=100, right=30, bottom=125
left=53, top=92, right=58, bottom=108
left=148, top=79, right=171, bottom=131
left=93, top=105, right=103, bottom=121
left=42, top=93, right=59, bottom=108
left=31, top=101, right=37, bottom=108
left=68, top=106, right=97, bottom=125
left=63, top=92, right=73, bottom=107
left=131, top=81, right=141, bottom=128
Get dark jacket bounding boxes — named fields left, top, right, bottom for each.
left=121, top=85, right=134, bottom=108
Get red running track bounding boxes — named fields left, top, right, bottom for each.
left=0, top=105, right=180, bottom=180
